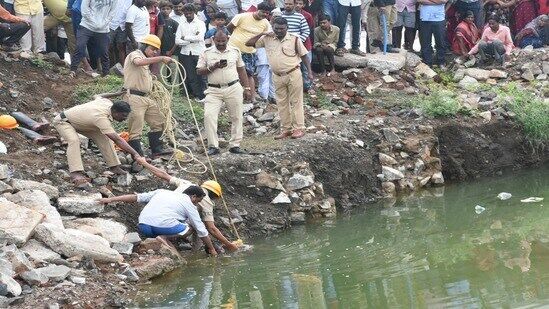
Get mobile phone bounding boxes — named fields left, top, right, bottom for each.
left=220, top=59, right=227, bottom=65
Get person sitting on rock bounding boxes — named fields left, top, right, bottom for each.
left=515, top=14, right=548, bottom=49
left=98, top=185, right=219, bottom=256
left=451, top=11, right=480, bottom=56
left=53, top=97, right=145, bottom=186
left=0, top=4, right=30, bottom=52
left=138, top=160, right=240, bottom=252
left=313, top=14, right=339, bottom=75
left=467, top=14, right=514, bottom=65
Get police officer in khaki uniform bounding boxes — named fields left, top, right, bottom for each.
left=246, top=17, right=313, bottom=140
left=53, top=98, right=145, bottom=186
left=123, top=34, right=173, bottom=157
left=196, top=30, right=251, bottom=155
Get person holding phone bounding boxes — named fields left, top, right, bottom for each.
left=197, top=29, right=251, bottom=155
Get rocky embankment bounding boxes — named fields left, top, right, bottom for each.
left=0, top=48, right=547, bottom=307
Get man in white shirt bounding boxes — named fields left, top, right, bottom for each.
left=168, top=0, right=184, bottom=24
left=109, top=0, right=132, bottom=64
left=98, top=185, right=219, bottom=256
left=175, top=3, right=206, bottom=101
left=126, top=0, right=150, bottom=50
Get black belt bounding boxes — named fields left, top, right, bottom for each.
left=129, top=89, right=148, bottom=96
left=207, top=80, right=239, bottom=88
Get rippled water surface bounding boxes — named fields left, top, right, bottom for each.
left=134, top=166, right=549, bottom=308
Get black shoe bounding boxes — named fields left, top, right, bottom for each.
left=148, top=131, right=172, bottom=157
left=229, top=147, right=246, bottom=154
left=207, top=147, right=220, bottom=155
left=127, top=139, right=144, bottom=156
left=371, top=39, right=382, bottom=48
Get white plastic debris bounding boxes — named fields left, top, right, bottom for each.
left=475, top=205, right=486, bottom=214
left=0, top=141, right=6, bottom=154
left=520, top=197, right=544, bottom=203
left=497, top=192, right=512, bottom=200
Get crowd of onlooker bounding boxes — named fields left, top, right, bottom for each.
left=0, top=0, right=547, bottom=94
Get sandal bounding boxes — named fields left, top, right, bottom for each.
left=335, top=48, right=346, bottom=57
left=349, top=49, right=367, bottom=56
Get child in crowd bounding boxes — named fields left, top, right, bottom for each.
left=204, top=11, right=228, bottom=46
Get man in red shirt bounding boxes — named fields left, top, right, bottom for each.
left=147, top=0, right=165, bottom=38
left=0, top=5, right=30, bottom=51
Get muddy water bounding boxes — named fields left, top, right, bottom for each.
left=134, top=166, right=549, bottom=308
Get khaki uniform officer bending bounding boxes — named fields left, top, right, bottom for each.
left=53, top=98, right=145, bottom=186
left=123, top=34, right=173, bottom=158
left=197, top=30, right=252, bottom=156
left=246, top=17, right=313, bottom=140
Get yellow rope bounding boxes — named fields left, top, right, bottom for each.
left=155, top=59, right=242, bottom=242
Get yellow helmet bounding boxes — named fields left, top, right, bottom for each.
left=201, top=180, right=222, bottom=197
left=0, top=115, right=18, bottom=129
left=140, top=34, right=161, bottom=49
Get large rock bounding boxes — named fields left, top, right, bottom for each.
left=465, top=68, right=491, bottom=81
left=37, top=265, right=71, bottom=282
left=34, top=223, right=122, bottom=262
left=0, top=181, right=12, bottom=194
left=379, top=153, right=397, bottom=165
left=334, top=51, right=406, bottom=72
left=286, top=174, right=314, bottom=191
left=256, top=172, right=284, bottom=191
left=64, top=218, right=127, bottom=243
left=5, top=190, right=63, bottom=228
left=132, top=256, right=184, bottom=281
left=489, top=69, right=508, bottom=79
left=458, top=76, right=479, bottom=89
left=0, top=258, right=14, bottom=278
left=10, top=179, right=59, bottom=199
left=382, top=166, right=405, bottom=181
left=415, top=62, right=437, bottom=78
left=0, top=273, right=21, bottom=296
left=0, top=199, right=44, bottom=246
left=1, top=245, right=33, bottom=274
left=20, top=269, right=49, bottom=286
left=405, top=52, right=422, bottom=68
left=57, top=193, right=104, bottom=215
left=21, top=239, right=61, bottom=263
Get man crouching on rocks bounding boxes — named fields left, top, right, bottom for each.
left=98, top=185, right=218, bottom=256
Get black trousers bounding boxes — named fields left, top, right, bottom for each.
left=314, top=46, right=336, bottom=72
left=70, top=26, right=110, bottom=75
left=0, top=22, right=30, bottom=45
left=179, top=53, right=205, bottom=100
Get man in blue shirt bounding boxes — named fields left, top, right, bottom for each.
left=418, top=0, right=447, bottom=67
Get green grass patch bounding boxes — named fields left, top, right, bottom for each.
left=306, top=90, right=336, bottom=109
left=411, top=86, right=462, bottom=118
left=73, top=75, right=124, bottom=103
left=496, top=83, right=549, bottom=141
left=29, top=58, right=53, bottom=70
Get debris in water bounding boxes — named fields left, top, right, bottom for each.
left=490, top=220, right=503, bottom=230
left=520, top=197, right=544, bottom=203
left=365, top=236, right=375, bottom=244
left=497, top=192, right=512, bottom=200
left=475, top=205, right=486, bottom=214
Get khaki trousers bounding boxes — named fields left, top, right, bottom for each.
left=16, top=10, right=45, bottom=53
left=125, top=94, right=165, bottom=141
left=53, top=116, right=120, bottom=172
left=203, top=83, right=244, bottom=148
left=367, top=5, right=398, bottom=43
left=273, top=69, right=305, bottom=132
left=43, top=15, right=76, bottom=54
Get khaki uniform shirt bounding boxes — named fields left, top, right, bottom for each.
left=64, top=98, right=116, bottom=134
left=313, top=25, right=340, bottom=50
left=123, top=50, right=153, bottom=93
left=169, top=177, right=215, bottom=222
left=255, top=33, right=308, bottom=74
left=196, top=46, right=245, bottom=85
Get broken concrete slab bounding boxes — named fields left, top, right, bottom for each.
left=37, top=265, right=71, bottom=282
left=34, top=223, right=122, bottom=263
left=10, top=179, right=59, bottom=199
left=0, top=199, right=44, bottom=246
left=286, top=174, right=314, bottom=191
left=20, top=239, right=61, bottom=264
left=334, top=50, right=406, bottom=72
left=4, top=190, right=63, bottom=228
left=63, top=218, right=127, bottom=244
left=57, top=193, right=104, bottom=215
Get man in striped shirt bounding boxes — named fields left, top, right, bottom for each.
left=278, top=0, right=313, bottom=91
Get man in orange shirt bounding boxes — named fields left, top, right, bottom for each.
left=0, top=5, right=30, bottom=51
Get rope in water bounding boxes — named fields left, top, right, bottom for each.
left=153, top=59, right=242, bottom=243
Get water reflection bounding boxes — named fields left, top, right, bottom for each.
left=134, top=166, right=549, bottom=308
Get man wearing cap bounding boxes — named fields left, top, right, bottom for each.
left=197, top=30, right=252, bottom=156
left=138, top=160, right=240, bottom=252
left=123, top=34, right=173, bottom=158
left=246, top=17, right=312, bottom=140
left=53, top=97, right=146, bottom=186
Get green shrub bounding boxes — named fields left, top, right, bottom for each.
left=412, top=87, right=462, bottom=117
left=497, top=83, right=549, bottom=141
left=73, top=75, right=124, bottom=103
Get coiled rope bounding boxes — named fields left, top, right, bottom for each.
left=153, top=59, right=242, bottom=243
